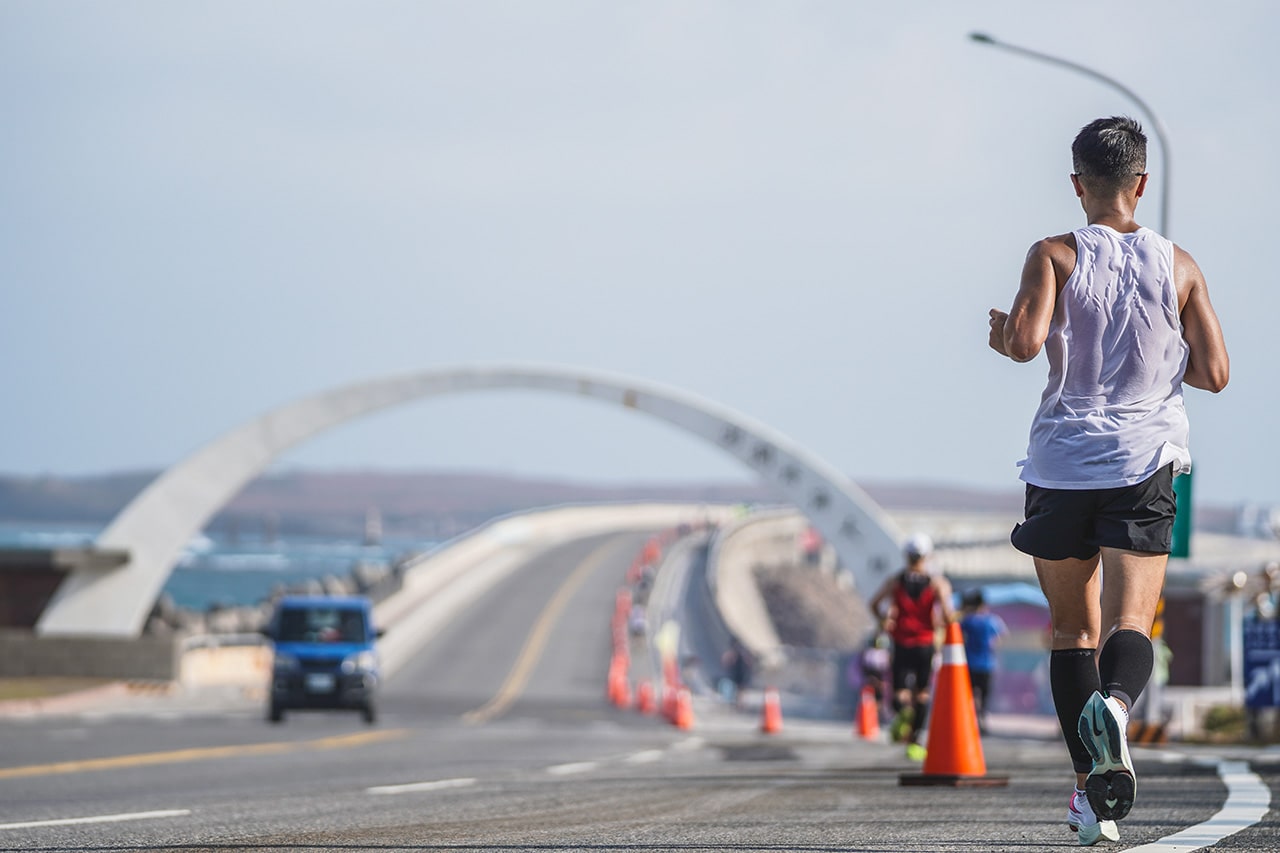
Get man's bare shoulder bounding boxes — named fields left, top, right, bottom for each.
left=1022, top=232, right=1078, bottom=286
left=1172, top=243, right=1207, bottom=306
left=1026, top=231, right=1077, bottom=260
left=1172, top=243, right=1204, bottom=275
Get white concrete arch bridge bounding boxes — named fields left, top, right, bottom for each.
left=36, top=364, right=904, bottom=638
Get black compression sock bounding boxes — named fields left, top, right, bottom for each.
left=1050, top=648, right=1100, bottom=774
left=1099, top=629, right=1154, bottom=711
left=911, top=699, right=930, bottom=740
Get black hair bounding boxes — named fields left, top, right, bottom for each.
left=1071, top=116, right=1147, bottom=193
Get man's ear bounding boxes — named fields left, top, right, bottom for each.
left=1135, top=173, right=1149, bottom=198
left=1070, top=173, right=1085, bottom=198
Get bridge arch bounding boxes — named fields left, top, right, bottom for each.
left=37, top=364, right=904, bottom=637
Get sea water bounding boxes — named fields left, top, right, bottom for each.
left=0, top=522, right=437, bottom=611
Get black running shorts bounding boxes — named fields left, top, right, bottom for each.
left=891, top=644, right=936, bottom=694
left=1010, top=464, right=1177, bottom=561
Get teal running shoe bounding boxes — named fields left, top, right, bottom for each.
left=1078, top=692, right=1136, bottom=822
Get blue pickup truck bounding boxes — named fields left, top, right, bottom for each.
left=261, top=595, right=383, bottom=724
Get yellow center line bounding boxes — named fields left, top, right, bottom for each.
left=0, top=728, right=407, bottom=780
left=462, top=538, right=621, bottom=725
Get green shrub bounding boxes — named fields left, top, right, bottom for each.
left=1201, top=704, right=1247, bottom=736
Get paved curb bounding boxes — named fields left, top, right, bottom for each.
left=0, top=681, right=131, bottom=717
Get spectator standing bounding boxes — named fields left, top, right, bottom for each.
left=721, top=639, right=752, bottom=709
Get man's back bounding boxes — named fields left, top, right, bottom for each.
left=1020, top=224, right=1190, bottom=489
left=891, top=570, right=939, bottom=647
left=1057, top=226, right=1186, bottom=406
left=961, top=610, right=1006, bottom=673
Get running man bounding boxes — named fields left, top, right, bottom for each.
left=959, top=588, right=1007, bottom=734
left=988, top=116, right=1228, bottom=845
left=867, top=533, right=955, bottom=760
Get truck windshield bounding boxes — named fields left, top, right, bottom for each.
left=277, top=607, right=366, bottom=643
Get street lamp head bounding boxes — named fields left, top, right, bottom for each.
left=962, top=30, right=1171, bottom=237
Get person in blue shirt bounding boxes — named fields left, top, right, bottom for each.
left=959, top=588, right=1007, bottom=734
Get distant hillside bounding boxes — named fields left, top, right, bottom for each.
left=11, top=469, right=1245, bottom=538
left=0, top=469, right=1034, bottom=539
left=0, top=471, right=157, bottom=524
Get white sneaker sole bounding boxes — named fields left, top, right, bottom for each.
left=1071, top=818, right=1120, bottom=846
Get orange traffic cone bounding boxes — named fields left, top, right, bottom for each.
left=673, top=687, right=695, bottom=730
left=607, top=655, right=630, bottom=709
left=636, top=679, right=656, bottom=715
left=900, top=622, right=1007, bottom=787
left=760, top=687, right=783, bottom=734
left=857, top=686, right=880, bottom=740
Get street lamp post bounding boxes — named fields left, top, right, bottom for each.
left=969, top=32, right=1172, bottom=237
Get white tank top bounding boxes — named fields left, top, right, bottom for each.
left=1018, top=224, right=1191, bottom=489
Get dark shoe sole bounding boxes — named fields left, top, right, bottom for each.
left=1084, top=771, right=1134, bottom=822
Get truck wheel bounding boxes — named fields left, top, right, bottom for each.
left=268, top=701, right=285, bottom=723
left=361, top=702, right=376, bottom=725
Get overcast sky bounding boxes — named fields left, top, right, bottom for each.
left=2, top=1, right=1276, bottom=512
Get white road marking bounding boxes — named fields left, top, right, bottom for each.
left=1123, top=760, right=1270, bottom=852
left=624, top=750, right=664, bottom=764
left=670, top=736, right=705, bottom=752
left=366, top=777, right=477, bottom=795
left=545, top=761, right=597, bottom=775
left=0, top=809, right=190, bottom=831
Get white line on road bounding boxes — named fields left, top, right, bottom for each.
left=545, top=761, right=598, bottom=775
left=0, top=809, right=190, bottom=831
left=670, top=736, right=705, bottom=752
left=1122, top=760, right=1270, bottom=852
left=624, top=750, right=664, bottom=764
left=366, top=777, right=477, bottom=795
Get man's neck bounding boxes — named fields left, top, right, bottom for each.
left=1084, top=198, right=1141, bottom=233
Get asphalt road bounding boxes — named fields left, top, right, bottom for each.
left=1, top=526, right=1277, bottom=852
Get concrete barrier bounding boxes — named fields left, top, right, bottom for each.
left=180, top=643, right=271, bottom=687
left=707, top=508, right=810, bottom=670
left=706, top=508, right=858, bottom=712
left=0, top=629, right=182, bottom=680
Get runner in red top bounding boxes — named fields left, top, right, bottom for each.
left=868, top=533, right=955, bottom=757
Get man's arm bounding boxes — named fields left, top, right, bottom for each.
left=989, top=236, right=1070, bottom=362
left=1174, top=246, right=1229, bottom=393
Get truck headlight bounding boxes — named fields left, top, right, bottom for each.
left=341, top=651, right=377, bottom=674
